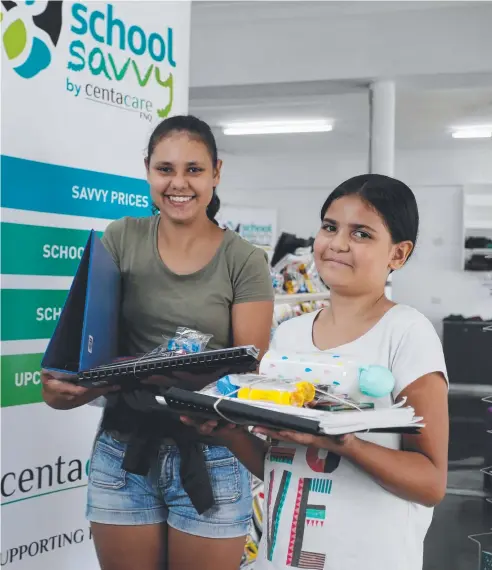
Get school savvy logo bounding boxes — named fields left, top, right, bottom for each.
left=1, top=0, right=63, bottom=79
left=1, top=1, right=178, bottom=120
left=66, top=2, right=176, bottom=119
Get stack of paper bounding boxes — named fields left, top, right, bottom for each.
left=194, top=383, right=424, bottom=435
left=232, top=398, right=423, bottom=435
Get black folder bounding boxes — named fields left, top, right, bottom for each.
left=159, top=387, right=321, bottom=434
left=157, top=388, right=422, bottom=436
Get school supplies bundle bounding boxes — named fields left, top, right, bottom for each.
left=258, top=350, right=396, bottom=399
left=156, top=350, right=425, bottom=436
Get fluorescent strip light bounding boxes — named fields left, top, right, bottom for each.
left=223, top=120, right=333, bottom=136
left=451, top=127, right=492, bottom=139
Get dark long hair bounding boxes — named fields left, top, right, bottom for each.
left=321, top=174, right=419, bottom=262
left=147, top=115, right=220, bottom=223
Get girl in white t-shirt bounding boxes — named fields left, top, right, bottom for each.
left=183, top=174, right=449, bottom=570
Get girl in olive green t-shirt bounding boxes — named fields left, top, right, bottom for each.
left=42, top=115, right=274, bottom=570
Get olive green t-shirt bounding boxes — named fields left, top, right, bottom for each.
left=102, top=216, right=274, bottom=356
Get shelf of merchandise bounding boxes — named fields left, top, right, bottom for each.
left=462, top=186, right=492, bottom=271
left=274, top=292, right=330, bottom=304
left=274, top=282, right=392, bottom=305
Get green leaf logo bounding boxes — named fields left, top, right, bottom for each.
left=3, top=18, right=27, bottom=61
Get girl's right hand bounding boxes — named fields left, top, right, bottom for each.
left=180, top=415, right=243, bottom=445
left=41, top=370, right=120, bottom=410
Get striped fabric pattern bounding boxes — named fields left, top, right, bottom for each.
left=309, top=478, right=332, bottom=494
left=298, top=550, right=326, bottom=569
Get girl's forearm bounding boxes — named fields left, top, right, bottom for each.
left=343, top=437, right=446, bottom=507
left=221, top=429, right=267, bottom=480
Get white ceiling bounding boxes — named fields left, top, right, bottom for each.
left=189, top=1, right=492, bottom=156
left=396, top=86, right=492, bottom=150
left=192, top=1, right=477, bottom=22
left=190, top=84, right=492, bottom=155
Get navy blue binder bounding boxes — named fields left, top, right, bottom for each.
left=41, top=230, right=120, bottom=377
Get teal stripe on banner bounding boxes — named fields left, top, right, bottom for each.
left=1, top=155, right=152, bottom=219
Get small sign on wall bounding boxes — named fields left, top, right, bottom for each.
left=217, top=205, right=278, bottom=253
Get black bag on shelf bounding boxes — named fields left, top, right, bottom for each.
left=464, top=254, right=492, bottom=272
left=465, top=236, right=492, bottom=249
left=271, top=232, right=314, bottom=267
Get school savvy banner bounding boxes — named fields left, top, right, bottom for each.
left=217, top=205, right=278, bottom=258
left=0, top=2, right=190, bottom=567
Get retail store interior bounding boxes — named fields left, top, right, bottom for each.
left=2, top=1, right=491, bottom=569
left=188, top=2, right=492, bottom=569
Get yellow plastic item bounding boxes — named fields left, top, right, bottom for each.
left=298, top=264, right=316, bottom=294
left=296, top=381, right=316, bottom=403
left=237, top=382, right=315, bottom=407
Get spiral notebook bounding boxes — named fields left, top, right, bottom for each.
left=73, top=346, right=260, bottom=388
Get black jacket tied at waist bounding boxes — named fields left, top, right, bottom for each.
left=101, top=391, right=215, bottom=515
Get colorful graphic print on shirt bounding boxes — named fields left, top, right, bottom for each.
left=266, top=471, right=336, bottom=569
left=305, top=447, right=341, bottom=474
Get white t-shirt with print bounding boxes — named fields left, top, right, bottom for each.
left=256, top=304, right=448, bottom=570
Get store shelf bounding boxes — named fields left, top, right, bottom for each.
left=465, top=248, right=492, bottom=256
left=274, top=292, right=330, bottom=304
left=449, top=384, right=492, bottom=398
left=464, top=195, right=492, bottom=208
left=465, top=221, right=492, bottom=230
left=462, top=187, right=492, bottom=271
left=274, top=284, right=393, bottom=305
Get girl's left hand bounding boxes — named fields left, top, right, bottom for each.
left=181, top=415, right=236, bottom=436
left=252, top=427, right=356, bottom=454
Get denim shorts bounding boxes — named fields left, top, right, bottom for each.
left=86, top=430, right=252, bottom=538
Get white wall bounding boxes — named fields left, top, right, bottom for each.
left=218, top=146, right=492, bottom=233
left=392, top=185, right=491, bottom=335
left=217, top=146, right=492, bottom=333
left=218, top=152, right=367, bottom=238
